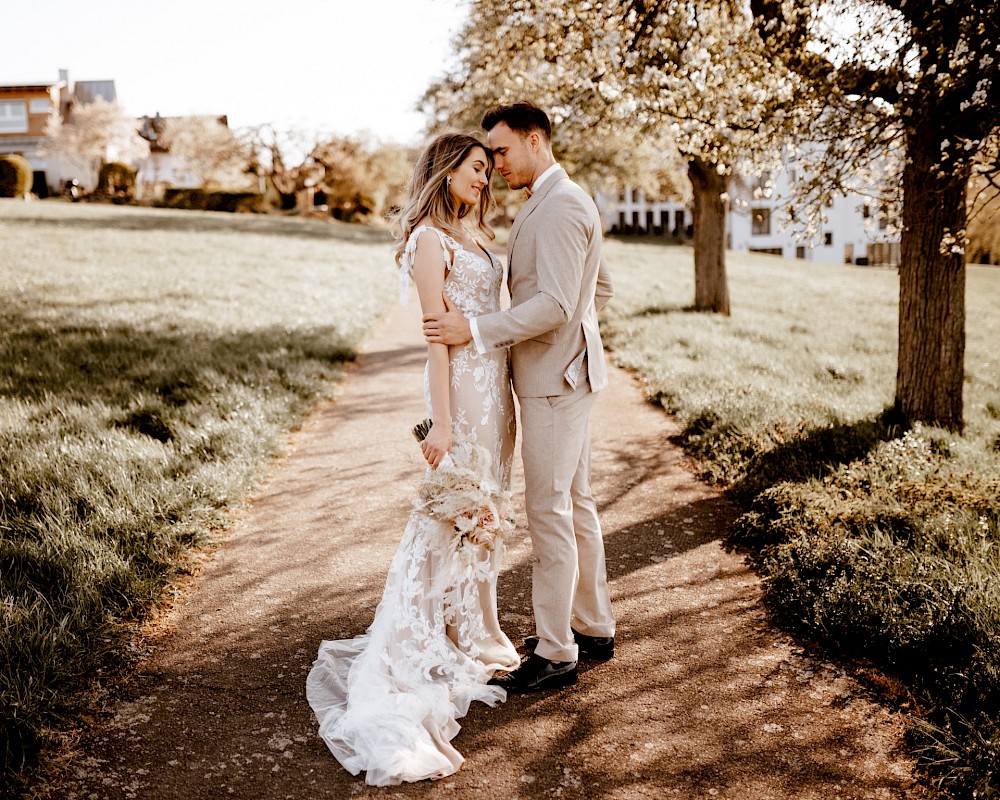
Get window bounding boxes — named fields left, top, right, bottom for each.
left=29, top=98, right=50, bottom=114
left=878, top=202, right=891, bottom=230
left=751, top=207, right=771, bottom=236
left=796, top=246, right=806, bottom=259
left=0, top=100, right=28, bottom=133
left=862, top=204, right=871, bottom=219
left=751, top=171, right=772, bottom=196
left=824, top=232, right=834, bottom=246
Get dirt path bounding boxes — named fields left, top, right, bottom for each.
left=53, top=297, right=920, bottom=800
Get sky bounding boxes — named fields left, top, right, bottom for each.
left=4, top=0, right=469, bottom=144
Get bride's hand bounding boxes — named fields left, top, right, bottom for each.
left=421, top=422, right=451, bottom=469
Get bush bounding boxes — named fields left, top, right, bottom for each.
left=159, top=189, right=263, bottom=213
left=96, top=162, right=137, bottom=200
left=0, top=154, right=33, bottom=199
left=206, top=192, right=263, bottom=213
left=161, top=187, right=208, bottom=209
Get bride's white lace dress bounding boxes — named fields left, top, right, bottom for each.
left=306, top=225, right=520, bottom=786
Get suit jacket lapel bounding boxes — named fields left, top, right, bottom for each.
left=506, top=168, right=568, bottom=280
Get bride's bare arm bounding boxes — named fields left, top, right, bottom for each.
left=421, top=296, right=471, bottom=345
left=410, top=230, right=452, bottom=468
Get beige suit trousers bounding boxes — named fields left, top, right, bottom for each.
left=519, top=382, right=615, bottom=663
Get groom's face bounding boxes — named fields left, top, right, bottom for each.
left=487, top=123, right=536, bottom=191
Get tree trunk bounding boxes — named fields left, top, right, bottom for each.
left=896, top=128, right=969, bottom=432
left=688, top=158, right=731, bottom=315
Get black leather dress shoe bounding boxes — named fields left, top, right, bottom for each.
left=488, top=653, right=578, bottom=693
left=523, top=629, right=615, bottom=662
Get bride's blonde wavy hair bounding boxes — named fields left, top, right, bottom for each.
left=392, top=133, right=496, bottom=268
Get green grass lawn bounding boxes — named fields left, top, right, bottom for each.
left=602, top=238, right=1000, bottom=799
left=602, top=240, right=1000, bottom=472
left=0, top=200, right=396, bottom=793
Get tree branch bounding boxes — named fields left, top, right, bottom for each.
left=750, top=0, right=900, bottom=104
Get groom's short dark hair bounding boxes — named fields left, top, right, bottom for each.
left=481, top=102, right=552, bottom=140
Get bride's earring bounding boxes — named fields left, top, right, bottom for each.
left=446, top=175, right=453, bottom=188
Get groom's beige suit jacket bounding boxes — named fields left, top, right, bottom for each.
left=475, top=168, right=613, bottom=395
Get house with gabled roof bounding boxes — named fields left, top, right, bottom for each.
left=0, top=69, right=117, bottom=195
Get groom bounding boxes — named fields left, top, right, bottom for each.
left=422, top=101, right=616, bottom=692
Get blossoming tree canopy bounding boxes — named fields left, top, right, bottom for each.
left=424, top=0, right=811, bottom=316
left=41, top=98, right=150, bottom=190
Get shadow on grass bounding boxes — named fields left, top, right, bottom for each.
left=606, top=233, right=692, bottom=249
left=0, top=311, right=361, bottom=795
left=694, top=407, right=910, bottom=507
left=0, top=311, right=356, bottom=409
left=633, top=302, right=711, bottom=317
left=2, top=205, right=394, bottom=244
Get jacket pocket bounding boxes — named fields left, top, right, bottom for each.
left=530, top=329, right=556, bottom=344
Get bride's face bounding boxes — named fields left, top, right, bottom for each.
left=487, top=123, right=535, bottom=191
left=448, top=147, right=490, bottom=208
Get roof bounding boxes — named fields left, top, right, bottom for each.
left=0, top=82, right=64, bottom=93
left=73, top=80, right=116, bottom=104
left=137, top=113, right=231, bottom=153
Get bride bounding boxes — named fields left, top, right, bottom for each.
left=305, top=133, right=521, bottom=786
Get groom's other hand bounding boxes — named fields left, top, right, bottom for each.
left=423, top=294, right=472, bottom=345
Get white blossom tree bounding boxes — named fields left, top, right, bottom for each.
left=751, top=0, right=1000, bottom=430
left=310, top=134, right=411, bottom=221
left=41, top=98, right=149, bottom=189
left=618, top=0, right=809, bottom=314
left=158, top=116, right=249, bottom=189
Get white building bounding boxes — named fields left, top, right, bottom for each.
left=606, top=165, right=901, bottom=267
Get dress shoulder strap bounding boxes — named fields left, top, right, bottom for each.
left=398, top=225, right=457, bottom=306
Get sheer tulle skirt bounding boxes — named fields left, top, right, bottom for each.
left=306, top=511, right=519, bottom=786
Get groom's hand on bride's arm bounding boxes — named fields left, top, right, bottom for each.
left=423, top=294, right=472, bottom=345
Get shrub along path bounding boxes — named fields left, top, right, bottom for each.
left=50, top=296, right=921, bottom=800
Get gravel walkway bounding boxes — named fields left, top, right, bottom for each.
left=52, top=296, right=921, bottom=800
